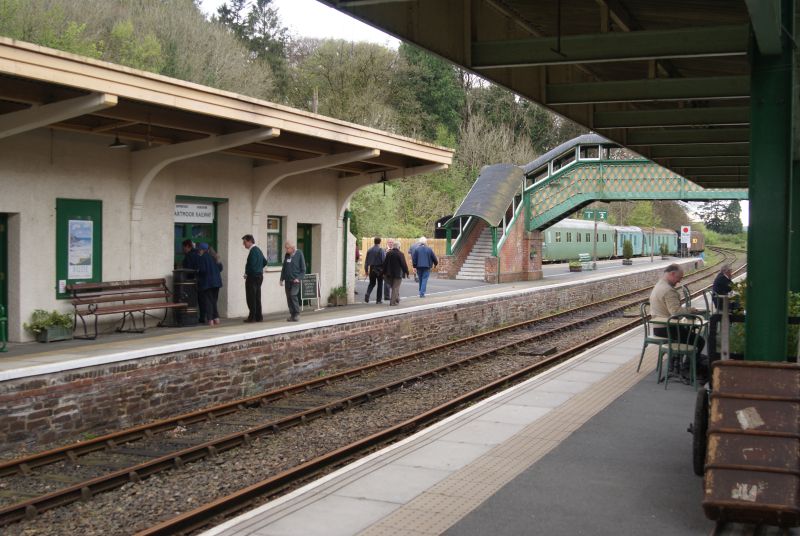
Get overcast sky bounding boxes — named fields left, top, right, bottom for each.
left=198, top=0, right=399, bottom=46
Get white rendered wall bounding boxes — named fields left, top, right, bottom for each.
left=0, top=129, right=350, bottom=341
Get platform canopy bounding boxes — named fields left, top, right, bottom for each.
left=317, top=0, right=766, bottom=189
left=0, top=38, right=452, bottom=177
left=448, top=163, right=524, bottom=227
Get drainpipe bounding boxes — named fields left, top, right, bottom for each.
left=342, top=210, right=351, bottom=290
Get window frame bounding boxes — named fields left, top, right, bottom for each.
left=266, top=215, right=284, bottom=266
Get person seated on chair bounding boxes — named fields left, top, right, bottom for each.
left=649, top=264, right=707, bottom=378
left=712, top=264, right=739, bottom=312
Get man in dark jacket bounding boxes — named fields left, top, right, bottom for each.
left=363, top=237, right=386, bottom=304
left=181, top=239, right=200, bottom=271
left=382, top=239, right=408, bottom=306
left=196, top=242, right=223, bottom=326
left=712, top=264, right=736, bottom=311
left=280, top=241, right=306, bottom=322
left=411, top=236, right=438, bottom=298
left=242, top=234, right=266, bottom=322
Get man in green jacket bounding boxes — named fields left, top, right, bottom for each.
left=242, top=234, right=266, bottom=322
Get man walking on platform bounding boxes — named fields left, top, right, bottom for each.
left=280, top=241, right=306, bottom=322
left=411, top=236, right=437, bottom=298
left=408, top=238, right=422, bottom=282
left=242, top=234, right=266, bottom=322
left=382, top=239, right=408, bottom=306
left=363, top=237, right=385, bottom=304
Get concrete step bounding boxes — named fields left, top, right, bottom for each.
left=455, top=274, right=485, bottom=281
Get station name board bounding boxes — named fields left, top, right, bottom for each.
left=174, top=202, right=214, bottom=223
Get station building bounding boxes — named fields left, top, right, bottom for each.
left=0, top=38, right=452, bottom=342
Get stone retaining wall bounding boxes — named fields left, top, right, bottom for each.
left=0, top=260, right=699, bottom=448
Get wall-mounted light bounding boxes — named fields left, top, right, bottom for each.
left=108, top=134, right=128, bottom=150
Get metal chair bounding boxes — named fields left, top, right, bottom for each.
left=637, top=302, right=668, bottom=378
left=681, top=284, right=692, bottom=307
left=663, top=314, right=706, bottom=391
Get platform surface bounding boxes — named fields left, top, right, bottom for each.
left=201, top=325, right=722, bottom=536
left=0, top=256, right=694, bottom=382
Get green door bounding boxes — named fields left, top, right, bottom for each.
left=0, top=214, right=7, bottom=313
left=297, top=224, right=312, bottom=268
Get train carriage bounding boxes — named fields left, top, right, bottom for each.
left=689, top=230, right=705, bottom=253
left=542, top=219, right=615, bottom=262
left=614, top=226, right=644, bottom=257
left=642, top=228, right=679, bottom=256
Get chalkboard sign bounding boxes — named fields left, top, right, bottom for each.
left=300, top=273, right=320, bottom=310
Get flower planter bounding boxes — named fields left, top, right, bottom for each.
left=328, top=296, right=347, bottom=306
left=569, top=266, right=582, bottom=272
left=622, top=259, right=633, bottom=266
left=661, top=255, right=670, bottom=260
left=35, top=326, right=73, bottom=343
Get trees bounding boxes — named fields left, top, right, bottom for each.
left=698, top=201, right=743, bottom=234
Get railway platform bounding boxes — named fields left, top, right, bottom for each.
left=201, top=323, right=713, bottom=536
left=0, top=255, right=696, bottom=381
left=201, top=295, right=791, bottom=536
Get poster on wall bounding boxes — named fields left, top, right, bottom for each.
left=67, top=219, right=93, bottom=279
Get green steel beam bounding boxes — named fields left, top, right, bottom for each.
left=654, top=156, right=750, bottom=167
left=546, top=76, right=750, bottom=105
left=647, top=143, right=750, bottom=158
left=673, top=166, right=749, bottom=176
left=745, top=0, right=783, bottom=55
left=627, top=128, right=750, bottom=146
left=745, top=0, right=794, bottom=362
left=594, top=107, right=750, bottom=129
left=791, top=160, right=800, bottom=292
left=472, top=25, right=749, bottom=69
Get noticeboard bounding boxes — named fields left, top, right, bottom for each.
left=300, top=273, right=320, bottom=309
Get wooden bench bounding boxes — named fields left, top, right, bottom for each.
left=578, top=253, right=594, bottom=271
left=67, top=279, right=187, bottom=339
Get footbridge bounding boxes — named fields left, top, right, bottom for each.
left=440, top=134, right=747, bottom=282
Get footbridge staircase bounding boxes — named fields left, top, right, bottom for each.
left=439, top=134, right=748, bottom=282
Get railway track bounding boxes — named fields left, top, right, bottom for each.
left=0, top=249, right=743, bottom=532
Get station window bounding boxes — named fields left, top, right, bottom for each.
left=577, top=233, right=582, bottom=243
left=566, top=232, right=572, bottom=242
left=266, top=216, right=283, bottom=266
left=551, top=150, right=576, bottom=172
left=555, top=232, right=561, bottom=243
left=579, top=145, right=600, bottom=159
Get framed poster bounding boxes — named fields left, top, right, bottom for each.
left=56, top=199, right=102, bottom=298
left=67, top=220, right=93, bottom=279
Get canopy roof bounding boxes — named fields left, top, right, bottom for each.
left=0, top=38, right=452, bottom=176
left=319, top=0, right=764, bottom=189
left=448, top=163, right=524, bottom=227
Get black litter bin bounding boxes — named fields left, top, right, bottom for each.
left=173, top=269, right=199, bottom=326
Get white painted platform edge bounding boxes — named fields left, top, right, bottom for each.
left=0, top=259, right=691, bottom=382
left=199, top=326, right=642, bottom=536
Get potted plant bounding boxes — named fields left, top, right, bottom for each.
left=327, top=286, right=348, bottom=306
left=24, top=309, right=73, bottom=343
left=568, top=260, right=582, bottom=272
left=659, top=243, right=669, bottom=259
left=622, top=239, right=634, bottom=265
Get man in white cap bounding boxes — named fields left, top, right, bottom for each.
left=411, top=236, right=438, bottom=298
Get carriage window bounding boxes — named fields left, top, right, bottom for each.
left=566, top=232, right=572, bottom=242
left=577, top=233, right=582, bottom=243
left=586, top=233, right=591, bottom=242
left=602, top=234, right=608, bottom=242
left=555, top=232, right=562, bottom=243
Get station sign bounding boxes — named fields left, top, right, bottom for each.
left=583, top=209, right=608, bottom=221
left=680, top=225, right=691, bottom=244
left=174, top=202, right=214, bottom=223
